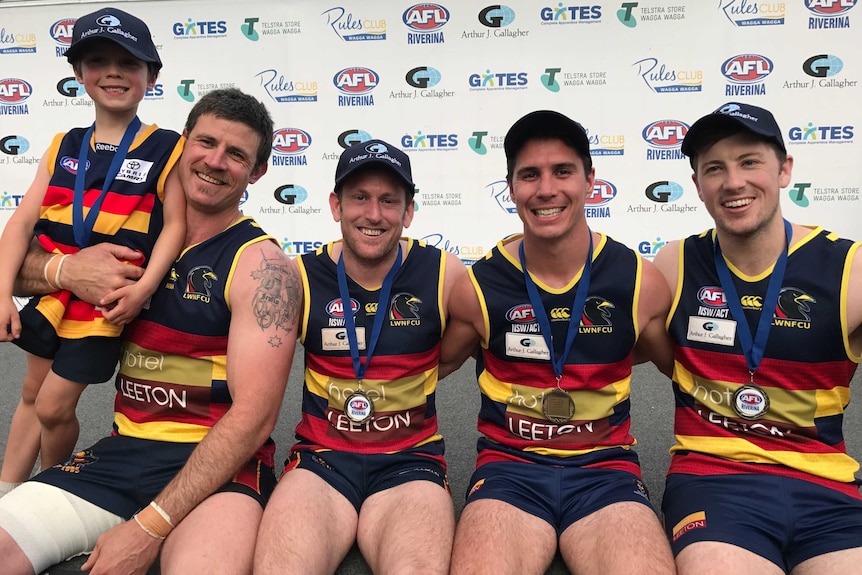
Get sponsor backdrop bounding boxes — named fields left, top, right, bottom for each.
left=0, top=0, right=859, bottom=264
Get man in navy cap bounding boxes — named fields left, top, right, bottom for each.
left=439, top=110, right=675, bottom=574
left=254, top=139, right=466, bottom=575
left=654, top=102, right=862, bottom=574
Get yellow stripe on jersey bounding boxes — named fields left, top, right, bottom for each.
left=525, top=443, right=632, bottom=458
left=297, top=252, right=312, bottom=345
left=673, top=435, right=860, bottom=481
left=675, top=363, right=847, bottom=425
left=113, top=412, right=208, bottom=443
left=121, top=342, right=223, bottom=387
left=305, top=368, right=431, bottom=412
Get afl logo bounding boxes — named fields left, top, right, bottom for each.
left=732, top=384, right=769, bottom=420
left=697, top=286, right=727, bottom=308
left=325, top=297, right=360, bottom=318
left=333, top=67, right=379, bottom=95
left=805, top=0, right=857, bottom=16
left=0, top=79, right=33, bottom=103
left=505, top=304, right=535, bottom=323
left=587, top=179, right=617, bottom=206
left=272, top=128, right=312, bottom=156
left=642, top=120, right=689, bottom=149
left=60, top=156, right=90, bottom=175
left=721, top=54, right=773, bottom=84
left=50, top=19, right=76, bottom=45
left=403, top=3, right=450, bottom=30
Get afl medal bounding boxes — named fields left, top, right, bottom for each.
left=344, top=390, right=374, bottom=424
left=732, top=383, right=770, bottom=420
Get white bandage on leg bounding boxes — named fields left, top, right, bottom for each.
left=0, top=482, right=123, bottom=573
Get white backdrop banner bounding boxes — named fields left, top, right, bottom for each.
left=0, top=0, right=859, bottom=263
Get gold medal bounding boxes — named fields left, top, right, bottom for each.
left=732, top=383, right=770, bottom=420
left=344, top=390, right=374, bottom=424
left=542, top=388, right=575, bottom=424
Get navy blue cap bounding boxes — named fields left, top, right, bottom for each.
left=681, top=102, right=786, bottom=157
left=335, top=139, right=414, bottom=192
left=504, top=110, right=591, bottom=163
left=66, top=7, right=161, bottom=70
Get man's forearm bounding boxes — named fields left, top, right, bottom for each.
left=13, top=238, right=53, bottom=297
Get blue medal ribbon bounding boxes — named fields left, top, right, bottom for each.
left=519, top=232, right=593, bottom=383
left=337, top=243, right=403, bottom=382
left=712, top=219, right=792, bottom=378
left=72, top=116, right=142, bottom=248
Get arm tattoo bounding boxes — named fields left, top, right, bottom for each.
left=250, top=250, right=301, bottom=345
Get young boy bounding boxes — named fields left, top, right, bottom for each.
left=0, top=7, right=185, bottom=495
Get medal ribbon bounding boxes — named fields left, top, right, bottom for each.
left=72, top=116, right=141, bottom=248
left=712, top=219, right=791, bottom=376
left=337, top=243, right=402, bottom=382
left=519, top=232, right=593, bottom=382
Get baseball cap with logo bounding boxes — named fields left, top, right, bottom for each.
left=681, top=102, right=786, bottom=157
left=335, top=139, right=415, bottom=193
left=504, top=110, right=591, bottom=169
left=65, top=7, right=162, bottom=70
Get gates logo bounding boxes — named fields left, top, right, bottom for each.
left=403, top=3, right=450, bottom=30
left=0, top=79, right=33, bottom=103
left=721, top=54, right=773, bottom=83
left=642, top=120, right=689, bottom=148
left=50, top=18, right=75, bottom=45
left=587, top=179, right=617, bottom=206
left=506, top=304, right=536, bottom=323
left=805, top=0, right=856, bottom=15
left=333, top=67, right=379, bottom=94
left=272, top=128, right=312, bottom=155
left=697, top=286, right=727, bottom=308
left=326, top=297, right=360, bottom=318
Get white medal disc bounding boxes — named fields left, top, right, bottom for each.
left=732, top=384, right=770, bottom=420
left=344, top=390, right=374, bottom=424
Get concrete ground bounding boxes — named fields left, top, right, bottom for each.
left=1, top=343, right=860, bottom=575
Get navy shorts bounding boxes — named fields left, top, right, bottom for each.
left=284, top=443, right=449, bottom=513
left=14, top=301, right=121, bottom=384
left=32, top=435, right=276, bottom=518
left=662, top=473, right=862, bottom=571
left=465, top=461, right=653, bottom=536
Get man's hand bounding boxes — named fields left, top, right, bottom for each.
left=61, top=244, right=145, bottom=306
left=80, top=519, right=161, bottom=575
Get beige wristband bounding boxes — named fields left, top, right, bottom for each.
left=134, top=502, right=173, bottom=539
left=53, top=254, right=69, bottom=290
left=43, top=254, right=60, bottom=291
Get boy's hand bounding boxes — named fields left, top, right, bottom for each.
left=100, top=284, right=148, bottom=325
left=0, top=298, right=22, bottom=341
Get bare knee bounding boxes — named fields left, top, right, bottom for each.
left=34, top=395, right=78, bottom=429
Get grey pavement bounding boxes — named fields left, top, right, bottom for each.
left=2, top=342, right=860, bottom=574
